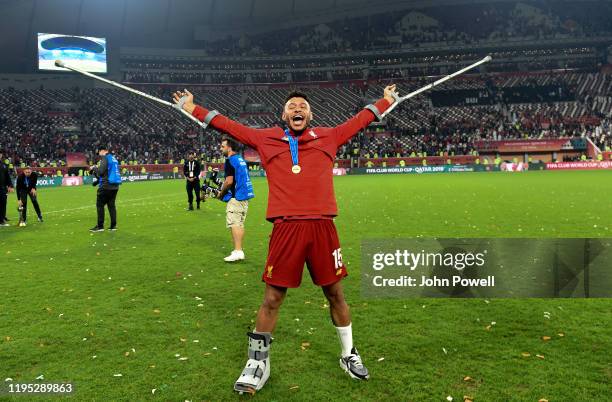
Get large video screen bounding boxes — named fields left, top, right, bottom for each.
left=38, top=33, right=107, bottom=73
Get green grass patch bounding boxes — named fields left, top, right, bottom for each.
left=0, top=170, right=611, bottom=401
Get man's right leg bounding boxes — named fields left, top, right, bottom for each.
left=186, top=181, right=194, bottom=210
left=18, top=191, right=27, bottom=224
left=255, top=284, right=287, bottom=332
left=224, top=200, right=247, bottom=262
left=0, top=190, right=7, bottom=224
left=231, top=226, right=245, bottom=251
left=235, top=284, right=286, bottom=394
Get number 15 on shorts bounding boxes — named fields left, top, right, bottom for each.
left=332, top=248, right=343, bottom=269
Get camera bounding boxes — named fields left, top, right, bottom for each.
left=89, top=165, right=99, bottom=186
left=200, top=168, right=224, bottom=200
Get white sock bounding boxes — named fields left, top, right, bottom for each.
left=335, top=323, right=353, bottom=357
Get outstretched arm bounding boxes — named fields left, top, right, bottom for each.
left=173, top=90, right=262, bottom=150
left=334, top=84, right=398, bottom=147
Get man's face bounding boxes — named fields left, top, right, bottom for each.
left=282, top=97, right=313, bottom=132
left=24, top=168, right=31, bottom=176
left=98, top=150, right=108, bottom=156
left=188, top=153, right=194, bottom=161
left=220, top=141, right=231, bottom=157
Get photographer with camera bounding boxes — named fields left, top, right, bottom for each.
left=16, top=167, right=43, bottom=227
left=90, top=147, right=122, bottom=232
left=217, top=137, right=255, bottom=262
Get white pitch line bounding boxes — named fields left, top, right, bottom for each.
left=44, top=193, right=183, bottom=215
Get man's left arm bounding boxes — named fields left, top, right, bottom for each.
left=195, top=161, right=201, bottom=179
left=334, top=84, right=397, bottom=146
left=218, top=159, right=235, bottom=199
left=218, top=175, right=234, bottom=199
left=98, top=157, right=108, bottom=180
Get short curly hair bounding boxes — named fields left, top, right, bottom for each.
left=285, top=91, right=309, bottom=103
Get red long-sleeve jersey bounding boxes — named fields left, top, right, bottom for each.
left=192, top=98, right=391, bottom=220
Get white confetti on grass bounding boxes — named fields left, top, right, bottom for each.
left=113, top=374, right=122, bottom=377
left=5, top=378, right=13, bottom=382
left=35, top=375, right=44, bottom=380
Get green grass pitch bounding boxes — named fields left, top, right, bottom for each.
left=1, top=170, right=611, bottom=401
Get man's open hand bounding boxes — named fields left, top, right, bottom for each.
left=173, top=89, right=195, bottom=114
left=384, top=84, right=398, bottom=105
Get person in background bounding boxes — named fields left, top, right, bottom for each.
left=0, top=149, right=14, bottom=226
left=16, top=167, right=43, bottom=226
left=217, top=137, right=255, bottom=262
left=90, top=146, right=122, bottom=232
left=184, top=151, right=202, bottom=210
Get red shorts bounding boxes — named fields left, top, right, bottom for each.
left=262, top=219, right=348, bottom=288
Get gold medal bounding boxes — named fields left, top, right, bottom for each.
left=292, top=164, right=301, bottom=174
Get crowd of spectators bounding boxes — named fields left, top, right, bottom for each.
left=191, top=1, right=612, bottom=58
left=123, top=45, right=600, bottom=85
left=2, top=66, right=611, bottom=167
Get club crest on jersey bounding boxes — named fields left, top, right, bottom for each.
left=266, top=265, right=274, bottom=278
left=309, top=130, right=318, bottom=139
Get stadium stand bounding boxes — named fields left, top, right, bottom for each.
left=2, top=1, right=611, bottom=167
left=2, top=69, right=610, bottom=166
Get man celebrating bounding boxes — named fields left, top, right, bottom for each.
left=183, top=151, right=202, bottom=210
left=16, top=167, right=43, bottom=226
left=217, top=136, right=255, bottom=262
left=173, top=84, right=397, bottom=393
left=90, top=147, right=122, bottom=232
left=0, top=149, right=14, bottom=226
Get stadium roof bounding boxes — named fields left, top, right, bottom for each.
left=0, top=0, right=604, bottom=72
